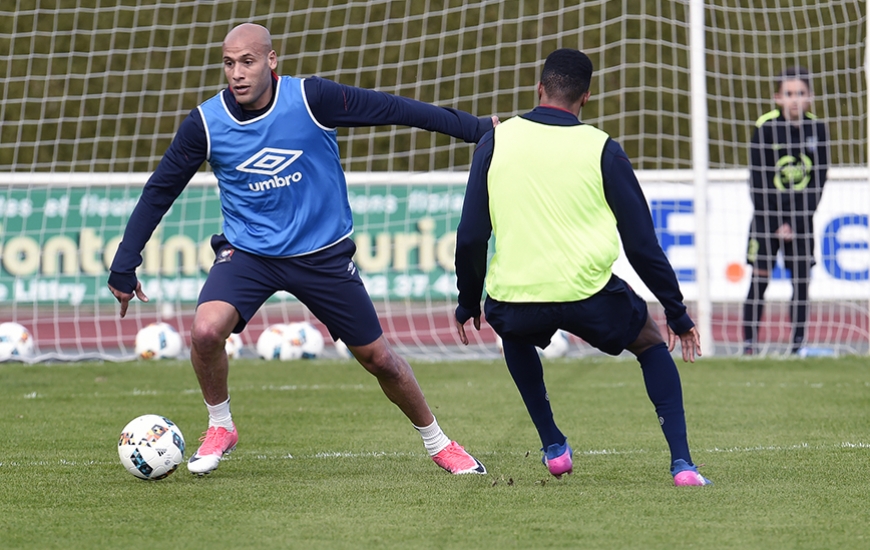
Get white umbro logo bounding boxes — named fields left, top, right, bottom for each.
left=236, top=147, right=303, bottom=176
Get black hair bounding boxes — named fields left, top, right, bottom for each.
left=777, top=66, right=812, bottom=94
left=540, top=48, right=593, bottom=103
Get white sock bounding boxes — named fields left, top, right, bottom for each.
left=206, top=397, right=234, bottom=430
left=414, top=418, right=451, bottom=456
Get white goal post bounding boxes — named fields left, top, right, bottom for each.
left=1, top=0, right=867, bottom=360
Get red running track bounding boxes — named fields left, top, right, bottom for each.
left=3, top=302, right=867, bottom=356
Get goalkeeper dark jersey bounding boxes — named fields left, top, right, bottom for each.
left=749, top=109, right=829, bottom=237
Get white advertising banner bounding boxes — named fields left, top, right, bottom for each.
left=615, top=179, right=869, bottom=302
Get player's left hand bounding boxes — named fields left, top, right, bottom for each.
left=108, top=281, right=149, bottom=319
left=667, top=326, right=702, bottom=363
left=455, top=315, right=481, bottom=346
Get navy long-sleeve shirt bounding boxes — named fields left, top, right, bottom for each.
left=454, top=106, right=693, bottom=335
left=108, top=75, right=492, bottom=293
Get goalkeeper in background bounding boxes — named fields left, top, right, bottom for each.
left=453, top=48, right=710, bottom=486
left=743, top=66, right=829, bottom=356
left=108, top=23, right=491, bottom=477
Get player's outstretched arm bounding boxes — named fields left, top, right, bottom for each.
left=667, top=326, right=702, bottom=363
left=304, top=77, right=496, bottom=142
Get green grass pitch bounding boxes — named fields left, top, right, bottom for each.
left=1, top=355, right=868, bottom=549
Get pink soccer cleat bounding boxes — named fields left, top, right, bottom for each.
left=671, top=459, right=712, bottom=486
left=432, top=441, right=487, bottom=475
left=542, top=441, right=573, bottom=479
left=187, top=424, right=239, bottom=475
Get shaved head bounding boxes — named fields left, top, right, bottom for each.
left=224, top=23, right=273, bottom=55
left=222, top=23, right=278, bottom=110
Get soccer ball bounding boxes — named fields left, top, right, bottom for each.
left=117, top=414, right=185, bottom=480
left=541, top=330, right=571, bottom=359
left=256, top=323, right=302, bottom=360
left=495, top=330, right=571, bottom=359
left=225, top=333, right=244, bottom=359
left=135, top=322, right=183, bottom=360
left=0, top=322, right=35, bottom=361
left=285, top=321, right=325, bottom=359
left=333, top=338, right=354, bottom=359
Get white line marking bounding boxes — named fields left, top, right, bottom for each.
left=2, top=441, right=866, bottom=470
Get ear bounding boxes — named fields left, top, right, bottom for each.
left=537, top=82, right=544, bottom=100
left=268, top=50, right=278, bottom=70
left=579, top=91, right=591, bottom=108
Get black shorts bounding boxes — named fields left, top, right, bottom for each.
left=483, top=275, right=649, bottom=356
left=198, top=235, right=383, bottom=346
left=747, top=227, right=814, bottom=273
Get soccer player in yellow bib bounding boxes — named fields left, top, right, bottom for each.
left=453, top=49, right=710, bottom=486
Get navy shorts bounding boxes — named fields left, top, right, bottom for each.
left=747, top=234, right=814, bottom=274
left=198, top=235, right=383, bottom=346
left=747, top=220, right=814, bottom=273
left=483, top=275, right=648, bottom=356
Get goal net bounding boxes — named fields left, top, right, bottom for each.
left=1, top=0, right=867, bottom=360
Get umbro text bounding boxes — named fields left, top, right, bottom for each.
left=248, top=172, right=302, bottom=191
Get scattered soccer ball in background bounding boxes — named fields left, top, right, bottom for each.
left=256, top=322, right=325, bottom=360
left=225, top=333, right=244, bottom=359
left=0, top=322, right=35, bottom=361
left=117, top=414, right=185, bottom=480
left=285, top=321, right=325, bottom=359
left=541, top=330, right=571, bottom=358
left=495, top=330, right=571, bottom=359
left=135, top=322, right=183, bottom=360
left=333, top=338, right=354, bottom=359
left=256, top=323, right=300, bottom=360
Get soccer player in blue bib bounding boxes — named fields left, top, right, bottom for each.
left=454, top=49, right=711, bottom=486
left=108, top=23, right=492, bottom=476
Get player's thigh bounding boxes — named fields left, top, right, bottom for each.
left=484, top=299, right=559, bottom=349
left=625, top=313, right=666, bottom=356
left=785, top=233, right=815, bottom=272
left=198, top=237, right=279, bottom=333
left=286, top=239, right=383, bottom=347
left=749, top=233, right=778, bottom=274
left=560, top=275, right=650, bottom=356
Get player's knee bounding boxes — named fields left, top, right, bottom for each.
left=190, top=321, right=227, bottom=352
left=359, top=347, right=404, bottom=379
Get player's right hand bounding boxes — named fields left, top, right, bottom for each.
left=108, top=280, right=149, bottom=318
left=775, top=223, right=794, bottom=241
left=667, top=326, right=701, bottom=363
